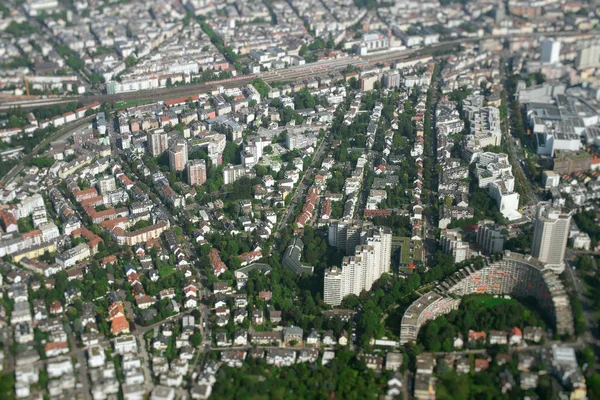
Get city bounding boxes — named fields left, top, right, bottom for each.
left=0, top=0, right=600, bottom=399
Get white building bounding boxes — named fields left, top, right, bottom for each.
left=541, top=39, right=561, bottom=64
left=531, top=202, right=571, bottom=274
left=440, top=228, right=469, bottom=263
left=324, top=225, right=392, bottom=306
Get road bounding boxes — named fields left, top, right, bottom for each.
left=0, top=115, right=94, bottom=186
left=67, top=327, right=92, bottom=400
left=274, top=131, right=330, bottom=238
left=2, top=30, right=595, bottom=111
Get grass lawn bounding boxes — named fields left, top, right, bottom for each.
left=158, top=265, right=175, bottom=277
left=476, top=295, right=518, bottom=308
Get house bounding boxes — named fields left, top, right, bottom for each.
left=386, top=352, right=403, bottom=371
left=233, top=294, right=248, bottom=308
left=322, top=350, right=335, bottom=365
left=250, top=331, right=281, bottom=346
left=509, top=327, right=523, bottom=346
left=150, top=386, right=175, bottom=400
left=233, top=330, right=248, bottom=346
left=251, top=310, right=264, bottom=325
left=523, top=326, right=544, bottom=343
left=233, top=309, right=246, bottom=324
left=468, top=330, right=487, bottom=345
left=213, top=282, right=229, bottom=295
left=216, top=332, right=231, bottom=347
left=221, top=350, right=246, bottom=368
left=296, top=348, right=319, bottom=364
left=306, top=329, right=320, bottom=345
left=456, top=356, right=470, bottom=374
left=520, top=371, right=539, bottom=390
left=489, top=330, right=508, bottom=345
left=111, top=315, right=130, bottom=336
left=113, top=335, right=137, bottom=354
left=338, top=330, right=349, bottom=346
left=359, top=354, right=384, bottom=371
left=517, top=352, right=535, bottom=372
left=322, top=330, right=336, bottom=346
left=266, top=349, right=296, bottom=367
left=269, top=310, right=282, bottom=324
left=499, top=369, right=516, bottom=393
left=258, top=291, right=272, bottom=302
left=474, top=358, right=490, bottom=372
left=453, top=333, right=464, bottom=349
left=282, top=326, right=303, bottom=345
left=387, top=373, right=403, bottom=397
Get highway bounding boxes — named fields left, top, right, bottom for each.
left=1, top=30, right=595, bottom=111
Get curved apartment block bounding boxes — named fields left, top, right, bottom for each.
left=399, top=252, right=574, bottom=344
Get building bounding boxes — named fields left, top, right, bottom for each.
left=324, top=224, right=392, bottom=306
left=187, top=159, right=207, bottom=186
left=169, top=142, right=188, bottom=172
left=576, top=44, right=600, bottom=69
left=222, top=164, right=255, bottom=185
left=531, top=202, right=571, bottom=274
left=542, top=171, right=560, bottom=189
left=382, top=71, right=400, bottom=89
left=97, top=176, right=117, bottom=194
left=541, top=39, right=561, bottom=64
left=400, top=252, right=574, bottom=344
left=476, top=220, right=505, bottom=254
left=147, top=130, right=168, bottom=156
left=439, top=228, right=469, bottom=263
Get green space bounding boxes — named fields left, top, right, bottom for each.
left=476, top=295, right=518, bottom=308
left=418, top=295, right=547, bottom=352
left=210, top=350, right=386, bottom=399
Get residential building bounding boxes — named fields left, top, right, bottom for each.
left=531, top=202, right=571, bottom=274
left=187, top=159, right=207, bottom=186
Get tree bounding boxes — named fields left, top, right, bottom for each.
left=191, top=331, right=202, bottom=347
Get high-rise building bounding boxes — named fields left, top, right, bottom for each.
left=541, top=39, right=561, bottom=64
left=476, top=220, right=506, bottom=254
left=381, top=71, right=400, bottom=89
left=324, top=225, right=392, bottom=306
left=147, top=129, right=168, bottom=157
left=439, top=228, right=469, bottom=263
left=531, top=202, right=571, bottom=273
left=187, top=159, right=207, bottom=186
left=169, top=142, right=188, bottom=172
left=323, top=266, right=344, bottom=306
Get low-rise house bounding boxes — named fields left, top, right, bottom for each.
left=283, top=326, right=303, bottom=345
left=359, top=354, right=384, bottom=371
left=322, top=330, right=336, bottom=346
left=386, top=352, right=403, bottom=371
left=250, top=331, right=281, bottom=346
left=509, top=327, right=523, bottom=346
left=233, top=330, right=248, bottom=346
left=306, top=329, right=320, bottom=345
left=221, top=350, right=246, bottom=368
left=474, top=358, right=490, bottom=372
left=489, top=330, right=508, bottom=345
left=523, top=327, right=544, bottom=343
left=296, top=348, right=319, bottom=364
left=269, top=310, right=282, bottom=324
left=266, top=349, right=296, bottom=367
left=216, top=332, right=231, bottom=347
